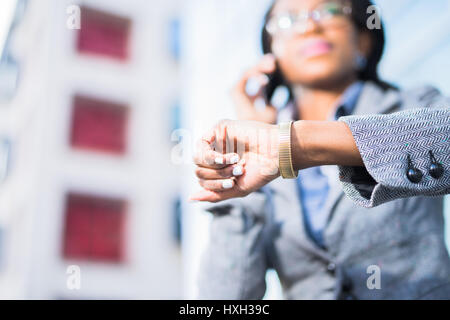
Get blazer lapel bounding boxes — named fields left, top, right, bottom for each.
left=324, top=81, right=402, bottom=225
left=352, top=81, right=402, bottom=116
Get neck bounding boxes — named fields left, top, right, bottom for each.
left=293, top=76, right=357, bottom=121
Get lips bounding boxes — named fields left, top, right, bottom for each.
left=299, top=39, right=333, bottom=58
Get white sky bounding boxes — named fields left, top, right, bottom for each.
left=0, top=0, right=17, bottom=56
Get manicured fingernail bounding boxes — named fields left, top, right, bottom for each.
left=263, top=54, right=273, bottom=61
left=230, top=155, right=239, bottom=164
left=259, top=74, right=269, bottom=85
left=222, top=179, right=233, bottom=189
left=215, top=157, right=224, bottom=164
left=233, top=165, right=243, bottom=176
left=246, top=78, right=260, bottom=96
left=263, top=55, right=276, bottom=66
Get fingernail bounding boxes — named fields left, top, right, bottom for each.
left=264, top=53, right=274, bottom=61
left=222, top=180, right=233, bottom=189
left=233, top=165, right=243, bottom=176
left=260, top=74, right=269, bottom=85
left=230, top=155, right=239, bottom=164
left=246, top=78, right=260, bottom=96
left=215, top=157, right=224, bottom=164
left=263, top=54, right=276, bottom=65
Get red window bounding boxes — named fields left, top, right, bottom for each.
left=70, top=95, right=129, bottom=154
left=63, top=193, right=127, bottom=263
left=77, top=6, right=131, bottom=61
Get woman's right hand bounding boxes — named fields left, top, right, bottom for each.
left=232, top=54, right=278, bottom=124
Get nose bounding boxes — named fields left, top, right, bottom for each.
left=302, top=16, right=322, bottom=35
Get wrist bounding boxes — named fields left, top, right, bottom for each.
left=268, top=124, right=281, bottom=178
left=291, top=120, right=314, bottom=170
left=291, top=120, right=363, bottom=170
left=278, top=121, right=298, bottom=179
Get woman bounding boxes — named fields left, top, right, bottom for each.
left=194, top=0, right=450, bottom=299
left=191, top=106, right=450, bottom=206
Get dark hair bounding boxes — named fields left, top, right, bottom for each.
left=261, top=0, right=395, bottom=100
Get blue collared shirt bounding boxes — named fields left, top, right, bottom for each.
left=296, top=81, right=364, bottom=248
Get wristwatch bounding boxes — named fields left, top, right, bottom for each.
left=279, top=121, right=298, bottom=179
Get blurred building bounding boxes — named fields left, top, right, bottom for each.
left=0, top=0, right=182, bottom=299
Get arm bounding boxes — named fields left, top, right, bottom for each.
left=336, top=107, right=450, bottom=207
left=290, top=120, right=363, bottom=170
left=191, top=108, right=450, bottom=205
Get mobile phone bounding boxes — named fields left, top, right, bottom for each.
left=261, top=69, right=278, bottom=105
left=262, top=62, right=291, bottom=108
left=245, top=61, right=289, bottom=108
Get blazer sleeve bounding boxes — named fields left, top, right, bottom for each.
left=337, top=89, right=450, bottom=208
left=197, top=189, right=270, bottom=299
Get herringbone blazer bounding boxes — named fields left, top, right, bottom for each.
left=198, top=81, right=450, bottom=300
left=338, top=91, right=449, bottom=207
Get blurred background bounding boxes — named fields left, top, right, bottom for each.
left=0, top=0, right=448, bottom=299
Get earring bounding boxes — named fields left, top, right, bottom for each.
left=355, top=52, right=367, bottom=71
left=406, top=154, right=423, bottom=183
left=428, top=150, right=444, bottom=179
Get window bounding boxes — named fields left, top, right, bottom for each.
left=77, top=6, right=131, bottom=61
left=70, top=95, right=129, bottom=155
left=0, top=138, right=10, bottom=183
left=168, top=18, right=181, bottom=61
left=172, top=196, right=182, bottom=246
left=63, top=193, right=127, bottom=263
left=0, top=227, right=4, bottom=271
left=0, top=55, right=19, bottom=102
left=0, top=0, right=25, bottom=102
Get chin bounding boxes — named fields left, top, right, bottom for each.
left=292, top=61, right=346, bottom=88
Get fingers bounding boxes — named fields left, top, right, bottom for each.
left=198, top=178, right=236, bottom=192
left=195, top=160, right=245, bottom=180
left=234, top=54, right=276, bottom=98
left=233, top=55, right=277, bottom=121
left=189, top=188, right=241, bottom=203
left=189, top=189, right=224, bottom=203
left=194, top=149, right=240, bottom=169
left=195, top=158, right=245, bottom=192
left=193, top=120, right=241, bottom=169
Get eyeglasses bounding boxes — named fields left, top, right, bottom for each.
left=266, top=1, right=352, bottom=37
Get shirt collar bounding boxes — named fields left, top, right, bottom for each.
left=278, top=81, right=364, bottom=122
left=332, top=80, right=364, bottom=120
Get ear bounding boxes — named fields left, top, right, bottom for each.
left=357, top=31, right=372, bottom=58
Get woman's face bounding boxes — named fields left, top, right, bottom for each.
left=269, top=0, right=369, bottom=88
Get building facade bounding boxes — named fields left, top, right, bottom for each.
left=0, top=0, right=182, bottom=299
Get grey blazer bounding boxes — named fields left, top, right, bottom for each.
left=198, top=81, right=450, bottom=300
left=338, top=98, right=449, bottom=208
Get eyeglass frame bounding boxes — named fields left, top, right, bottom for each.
left=265, top=0, right=353, bottom=37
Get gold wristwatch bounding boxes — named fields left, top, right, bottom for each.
left=278, top=121, right=298, bottom=179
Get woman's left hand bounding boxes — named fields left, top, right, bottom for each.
left=190, top=119, right=280, bottom=202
